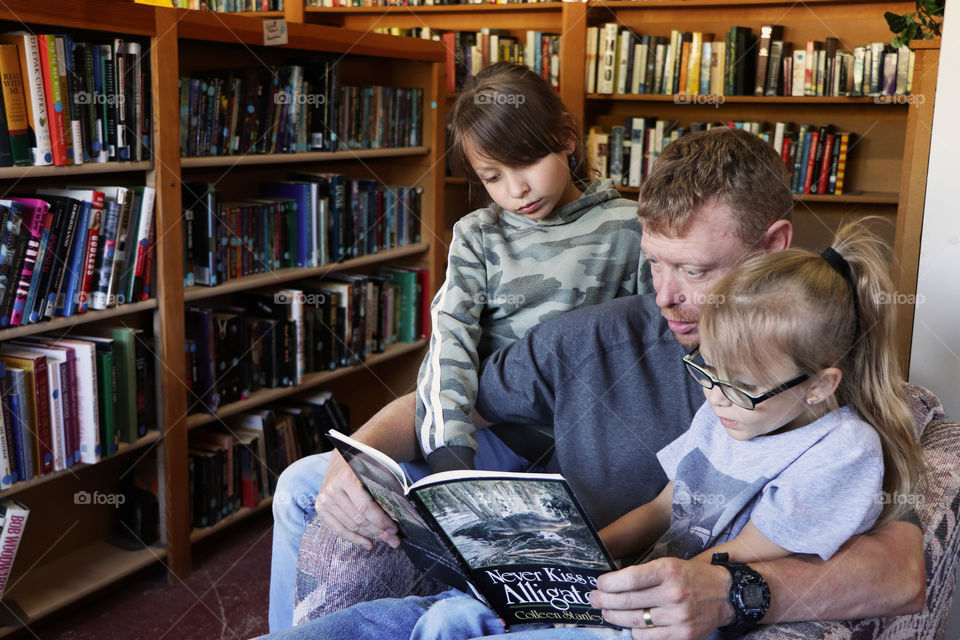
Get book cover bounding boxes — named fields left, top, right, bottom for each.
left=754, top=25, right=784, bottom=96
left=0, top=352, right=53, bottom=475
left=4, top=368, right=32, bottom=482
left=0, top=44, right=32, bottom=166
left=328, top=429, right=617, bottom=629
left=0, top=498, right=29, bottom=598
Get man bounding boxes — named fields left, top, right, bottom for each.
left=269, top=128, right=926, bottom=637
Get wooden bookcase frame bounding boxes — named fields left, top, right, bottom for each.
left=290, top=0, right=939, bottom=372
left=0, top=1, right=445, bottom=633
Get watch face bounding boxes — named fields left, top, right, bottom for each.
left=741, top=584, right=766, bottom=608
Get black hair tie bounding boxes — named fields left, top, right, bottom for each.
left=820, top=247, right=861, bottom=341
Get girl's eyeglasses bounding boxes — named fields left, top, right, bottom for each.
left=682, top=348, right=809, bottom=410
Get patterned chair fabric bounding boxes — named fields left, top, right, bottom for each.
left=295, top=383, right=960, bottom=638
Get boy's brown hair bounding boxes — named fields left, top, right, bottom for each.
left=637, top=127, right=793, bottom=247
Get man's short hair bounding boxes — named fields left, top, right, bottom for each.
left=637, top=127, right=793, bottom=246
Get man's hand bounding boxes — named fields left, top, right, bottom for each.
left=590, top=558, right=733, bottom=640
left=314, top=450, right=400, bottom=550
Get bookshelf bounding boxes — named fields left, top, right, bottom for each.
left=0, top=1, right=445, bottom=633
left=292, top=0, right=938, bottom=370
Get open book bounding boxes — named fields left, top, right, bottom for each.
left=328, top=430, right=618, bottom=628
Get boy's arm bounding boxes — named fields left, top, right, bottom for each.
left=691, top=521, right=792, bottom=564
left=314, top=392, right=419, bottom=549
left=417, top=220, right=489, bottom=473
left=590, top=520, right=925, bottom=635
left=599, top=482, right=674, bottom=560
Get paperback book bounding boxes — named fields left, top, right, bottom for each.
left=328, top=429, right=618, bottom=628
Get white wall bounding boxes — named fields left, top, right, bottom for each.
left=908, top=5, right=960, bottom=637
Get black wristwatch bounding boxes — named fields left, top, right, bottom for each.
left=711, top=552, right=771, bottom=636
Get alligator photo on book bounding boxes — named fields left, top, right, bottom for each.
left=327, top=429, right=619, bottom=628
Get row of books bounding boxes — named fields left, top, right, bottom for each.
left=171, top=1, right=284, bottom=10
left=0, top=186, right=156, bottom=329
left=186, top=271, right=428, bottom=413
left=0, top=327, right=155, bottom=488
left=588, top=121, right=853, bottom=196
left=0, top=34, right=150, bottom=168
left=179, top=61, right=424, bottom=156
left=189, top=391, right=342, bottom=529
left=586, top=24, right=916, bottom=98
left=375, top=28, right=559, bottom=94
left=182, top=177, right=422, bottom=287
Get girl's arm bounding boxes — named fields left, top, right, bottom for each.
left=692, top=521, right=793, bottom=564
left=599, top=482, right=674, bottom=560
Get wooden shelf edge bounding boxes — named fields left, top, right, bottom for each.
left=190, top=496, right=273, bottom=544
left=0, top=300, right=159, bottom=341
left=306, top=2, right=565, bottom=13
left=186, top=339, right=428, bottom=428
left=0, top=540, right=166, bottom=635
left=0, top=432, right=163, bottom=499
left=586, top=93, right=908, bottom=104
left=0, top=0, right=157, bottom=36
left=183, top=243, right=429, bottom=300
left=174, top=9, right=446, bottom=62
left=0, top=161, right=152, bottom=180
left=616, top=186, right=897, bottom=203
left=181, top=146, right=431, bottom=168
left=590, top=0, right=887, bottom=8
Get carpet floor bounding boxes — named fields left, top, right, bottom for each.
left=28, top=511, right=274, bottom=640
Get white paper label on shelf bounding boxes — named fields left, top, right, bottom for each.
left=263, top=19, right=288, bottom=46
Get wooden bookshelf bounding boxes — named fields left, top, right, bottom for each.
left=0, top=2, right=446, bottom=632
left=183, top=243, right=429, bottom=301
left=187, top=340, right=428, bottom=428
left=0, top=161, right=153, bottom=179
left=0, top=432, right=163, bottom=500
left=180, top=146, right=430, bottom=168
left=191, top=496, right=273, bottom=544
left=1, top=541, right=167, bottom=636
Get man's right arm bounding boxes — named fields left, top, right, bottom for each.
left=313, top=392, right=419, bottom=550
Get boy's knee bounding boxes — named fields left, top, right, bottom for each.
left=273, top=454, right=331, bottom=522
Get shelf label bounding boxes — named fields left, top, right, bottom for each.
left=263, top=19, right=288, bottom=47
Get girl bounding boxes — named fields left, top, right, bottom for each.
left=415, top=61, right=649, bottom=474
left=301, top=220, right=923, bottom=640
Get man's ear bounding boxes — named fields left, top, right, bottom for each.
left=760, top=219, right=792, bottom=252
left=809, top=367, right=842, bottom=402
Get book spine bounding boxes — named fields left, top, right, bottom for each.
left=90, top=199, right=121, bottom=311
left=802, top=130, right=820, bottom=194
left=47, top=201, right=82, bottom=318
left=20, top=36, right=53, bottom=165
left=10, top=206, right=48, bottom=326
left=38, top=35, right=68, bottom=166
left=0, top=500, right=29, bottom=598
left=77, top=192, right=103, bottom=312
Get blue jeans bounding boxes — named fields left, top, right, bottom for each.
left=268, top=431, right=538, bottom=631
left=260, top=588, right=631, bottom=640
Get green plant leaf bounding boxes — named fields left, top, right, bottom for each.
left=903, top=21, right=921, bottom=42
left=885, top=11, right=910, bottom=32
left=921, top=0, right=944, bottom=18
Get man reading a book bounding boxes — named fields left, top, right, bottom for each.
left=268, top=127, right=926, bottom=638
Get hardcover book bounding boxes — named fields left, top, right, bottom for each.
left=328, top=429, right=619, bottom=629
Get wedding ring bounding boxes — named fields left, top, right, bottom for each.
left=642, top=607, right=655, bottom=628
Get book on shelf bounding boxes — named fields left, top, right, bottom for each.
left=170, top=0, right=285, bottom=10
left=582, top=23, right=917, bottom=98
left=0, top=33, right=150, bottom=167
left=0, top=498, right=28, bottom=599
left=182, top=177, right=421, bottom=289
left=328, top=429, right=618, bottom=628
left=590, top=120, right=858, bottom=197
